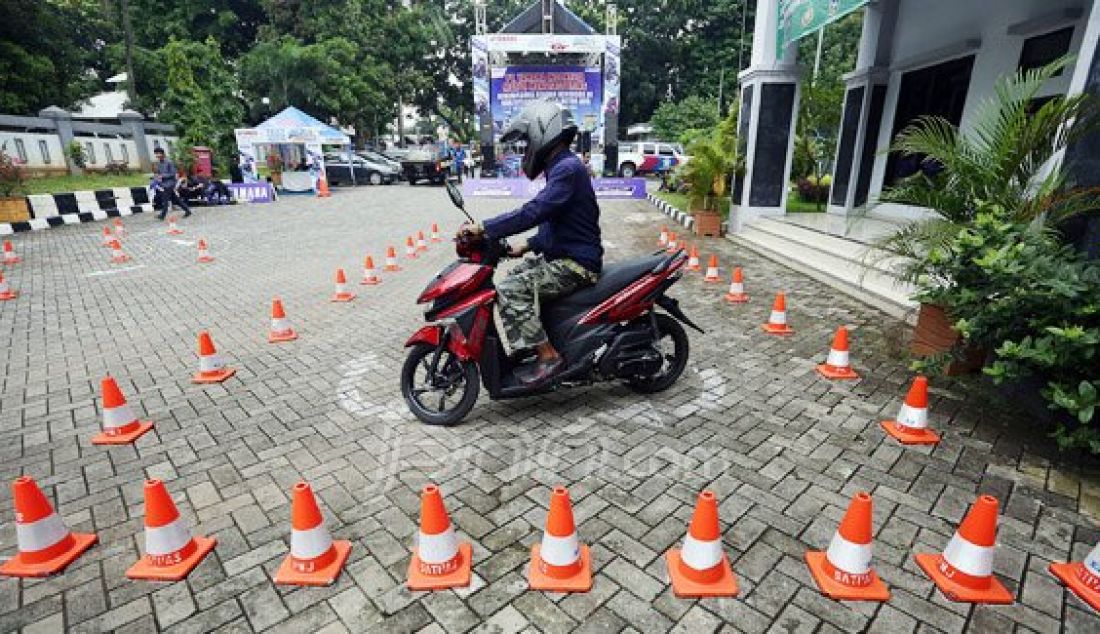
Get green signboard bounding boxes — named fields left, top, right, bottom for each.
left=777, top=0, right=869, bottom=58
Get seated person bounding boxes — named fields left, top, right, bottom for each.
left=462, top=100, right=603, bottom=385
left=202, top=173, right=232, bottom=204
left=176, top=175, right=206, bottom=203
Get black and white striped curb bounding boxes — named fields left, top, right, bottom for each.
left=646, top=192, right=695, bottom=231
left=0, top=188, right=157, bottom=235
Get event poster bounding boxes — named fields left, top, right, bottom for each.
left=490, top=66, right=603, bottom=141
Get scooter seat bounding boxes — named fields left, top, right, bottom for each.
left=543, top=254, right=668, bottom=321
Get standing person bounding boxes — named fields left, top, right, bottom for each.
left=152, top=147, right=191, bottom=219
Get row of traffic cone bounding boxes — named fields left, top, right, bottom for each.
left=326, top=223, right=444, bottom=303
left=7, top=472, right=1100, bottom=612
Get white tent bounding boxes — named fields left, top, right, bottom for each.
left=234, top=107, right=351, bottom=192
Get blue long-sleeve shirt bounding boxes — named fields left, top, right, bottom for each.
left=482, top=150, right=603, bottom=274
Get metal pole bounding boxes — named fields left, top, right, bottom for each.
left=717, top=67, right=725, bottom=116
left=813, top=27, right=824, bottom=83
left=120, top=0, right=138, bottom=105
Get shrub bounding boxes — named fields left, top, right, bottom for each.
left=0, top=144, right=26, bottom=197
left=65, top=140, right=86, bottom=169
left=797, top=175, right=830, bottom=203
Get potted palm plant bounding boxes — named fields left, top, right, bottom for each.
left=683, top=136, right=734, bottom=236
left=872, top=58, right=1098, bottom=369
left=0, top=145, right=29, bottom=223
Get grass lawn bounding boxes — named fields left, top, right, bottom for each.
left=652, top=191, right=730, bottom=219
left=21, top=173, right=151, bottom=196
left=786, top=189, right=827, bottom=213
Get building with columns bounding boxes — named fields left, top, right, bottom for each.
left=734, top=0, right=1100, bottom=233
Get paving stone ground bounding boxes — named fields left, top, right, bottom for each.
left=1, top=183, right=1098, bottom=633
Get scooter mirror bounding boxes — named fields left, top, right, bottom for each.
left=445, top=180, right=465, bottom=210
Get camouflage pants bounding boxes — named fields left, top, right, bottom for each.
left=494, top=255, right=596, bottom=355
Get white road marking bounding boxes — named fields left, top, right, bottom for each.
left=87, top=265, right=146, bottom=277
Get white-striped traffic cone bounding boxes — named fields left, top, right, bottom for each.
left=528, top=486, right=592, bottom=592
left=666, top=232, right=679, bottom=253
left=0, top=476, right=98, bottom=578
left=915, top=495, right=1013, bottom=604
left=417, top=231, right=428, bottom=252
left=113, top=218, right=127, bottom=238
left=703, top=255, right=721, bottom=282
left=880, top=376, right=940, bottom=445
left=274, top=482, right=351, bottom=586
left=3, top=239, right=21, bottom=265
left=166, top=215, right=183, bottom=235
left=405, top=236, right=417, bottom=259
left=197, top=239, right=214, bottom=263
left=92, top=376, right=153, bottom=445
left=666, top=490, right=739, bottom=597
left=268, top=298, right=298, bottom=343
left=1050, top=541, right=1100, bottom=613
left=687, top=245, right=700, bottom=271
left=805, top=492, right=890, bottom=601
left=102, top=226, right=113, bottom=247
left=407, top=484, right=471, bottom=590
left=126, top=479, right=216, bottom=581
left=192, top=330, right=236, bottom=384
left=724, top=267, right=748, bottom=303
left=331, top=268, right=356, bottom=302
left=816, top=326, right=860, bottom=379
left=384, top=246, right=401, bottom=272
left=109, top=239, right=130, bottom=263
left=762, top=292, right=794, bottom=335
left=0, top=271, right=16, bottom=301
left=658, top=225, right=669, bottom=247
left=431, top=223, right=442, bottom=243
left=361, top=255, right=381, bottom=285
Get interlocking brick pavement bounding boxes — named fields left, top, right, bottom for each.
left=1, top=184, right=1098, bottom=633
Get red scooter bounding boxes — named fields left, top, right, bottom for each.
left=400, top=182, right=702, bottom=426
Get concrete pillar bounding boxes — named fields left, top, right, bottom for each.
left=730, top=0, right=801, bottom=232
left=39, top=106, right=77, bottom=175
left=828, top=0, right=898, bottom=215
left=1062, top=0, right=1100, bottom=259
left=118, top=110, right=152, bottom=171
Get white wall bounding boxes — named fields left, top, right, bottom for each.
left=0, top=132, right=65, bottom=170
left=868, top=0, right=1092, bottom=204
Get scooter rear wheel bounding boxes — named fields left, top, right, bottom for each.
left=627, top=313, right=690, bottom=394
left=402, top=344, right=480, bottom=426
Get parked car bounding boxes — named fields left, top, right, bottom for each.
left=357, top=150, right=403, bottom=179
left=323, top=154, right=398, bottom=186
left=616, top=141, right=689, bottom=178
left=401, top=148, right=452, bottom=185
left=381, top=148, right=412, bottom=163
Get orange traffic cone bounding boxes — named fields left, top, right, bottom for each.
left=3, top=239, right=21, bottom=264
left=1050, top=541, right=1100, bottom=613
left=275, top=482, right=352, bottom=586
left=317, top=176, right=331, bottom=198
left=0, top=476, right=98, bottom=578
left=666, top=490, right=739, bottom=597
left=762, top=292, right=794, bottom=335
left=331, top=269, right=356, bottom=302
left=666, top=232, right=679, bottom=253
left=109, top=239, right=130, bottom=263
left=805, top=492, right=890, bottom=601
left=361, top=255, right=381, bottom=285
left=658, top=225, right=669, bottom=247
left=816, top=327, right=860, bottom=379
left=405, top=236, right=417, bottom=259
left=431, top=223, right=442, bottom=243
left=703, top=255, right=721, bottom=282
left=528, top=486, right=592, bottom=592
left=197, top=239, right=214, bottom=263
left=880, top=376, right=940, bottom=445
left=126, top=479, right=216, bottom=581
left=417, top=231, right=428, bottom=252
left=915, top=495, right=1013, bottom=604
left=384, top=246, right=401, bottom=272
left=192, top=331, right=236, bottom=384
left=102, top=225, right=113, bottom=247
left=408, top=484, right=471, bottom=590
left=268, top=298, right=298, bottom=343
left=113, top=218, right=127, bottom=238
left=0, top=271, right=16, bottom=301
left=166, top=215, right=183, bottom=235
left=687, top=245, right=701, bottom=271
left=92, top=376, right=153, bottom=445
left=724, top=267, right=749, bottom=303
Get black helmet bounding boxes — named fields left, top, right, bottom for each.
left=500, top=99, right=577, bottom=180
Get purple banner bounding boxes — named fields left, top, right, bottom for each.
left=490, top=66, right=603, bottom=141
left=228, top=182, right=276, bottom=203
left=463, top=178, right=645, bottom=200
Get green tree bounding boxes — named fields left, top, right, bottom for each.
left=650, top=95, right=719, bottom=143
left=160, top=38, right=244, bottom=167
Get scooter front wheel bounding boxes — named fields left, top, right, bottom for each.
left=401, top=344, right=480, bottom=426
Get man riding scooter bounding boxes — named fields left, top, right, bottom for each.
left=461, top=100, right=603, bottom=386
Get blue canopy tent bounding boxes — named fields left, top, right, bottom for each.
left=234, top=107, right=352, bottom=192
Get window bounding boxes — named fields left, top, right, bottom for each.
left=120, top=144, right=129, bottom=163
left=1019, top=27, right=1073, bottom=75
left=104, top=143, right=114, bottom=163
left=14, top=139, right=27, bottom=162
left=38, top=140, right=50, bottom=164
left=642, top=144, right=656, bottom=155
left=85, top=141, right=96, bottom=164
left=658, top=145, right=675, bottom=156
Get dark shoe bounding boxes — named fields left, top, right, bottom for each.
left=183, top=210, right=192, bottom=218
left=156, top=214, right=165, bottom=221
left=515, top=356, right=566, bottom=386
